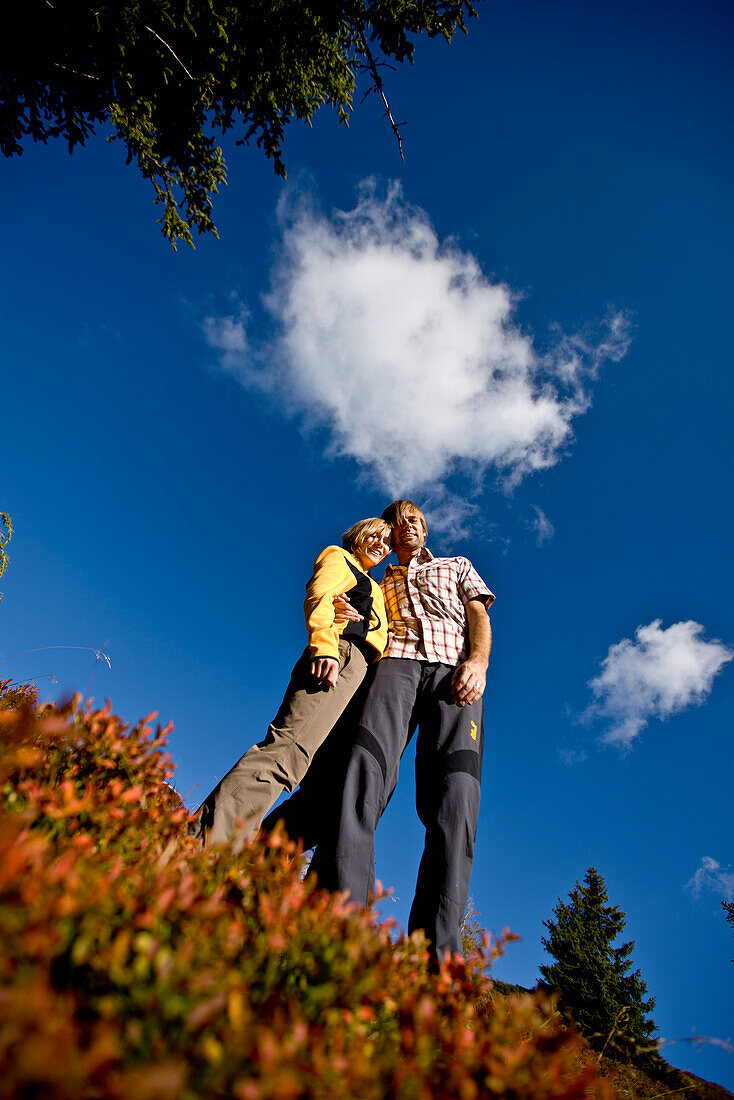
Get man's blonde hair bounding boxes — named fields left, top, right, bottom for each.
left=342, top=517, right=391, bottom=557
left=381, top=500, right=428, bottom=537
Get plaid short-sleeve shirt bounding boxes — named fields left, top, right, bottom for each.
left=380, top=547, right=495, bottom=665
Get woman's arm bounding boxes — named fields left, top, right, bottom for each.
left=304, top=548, right=354, bottom=684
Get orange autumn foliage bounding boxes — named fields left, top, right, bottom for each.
left=0, top=691, right=615, bottom=1099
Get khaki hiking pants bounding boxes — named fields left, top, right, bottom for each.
left=197, top=637, right=368, bottom=847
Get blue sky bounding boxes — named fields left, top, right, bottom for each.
left=2, top=0, right=734, bottom=1087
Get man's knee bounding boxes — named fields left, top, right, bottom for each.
left=352, top=725, right=388, bottom=785
left=341, top=744, right=384, bottom=831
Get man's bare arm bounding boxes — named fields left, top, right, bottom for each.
left=333, top=592, right=362, bottom=623
left=451, top=598, right=492, bottom=706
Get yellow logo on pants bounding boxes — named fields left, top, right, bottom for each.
left=470, top=721, right=478, bottom=741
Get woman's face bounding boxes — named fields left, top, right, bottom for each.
left=356, top=529, right=391, bottom=572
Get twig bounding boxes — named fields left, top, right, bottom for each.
left=3, top=674, right=57, bottom=687
left=646, top=1086, right=698, bottom=1100
left=0, top=646, right=111, bottom=668
left=354, top=30, right=405, bottom=163
left=144, top=24, right=194, bottom=81
left=597, top=1007, right=628, bottom=1062
left=0, top=513, right=12, bottom=583
left=359, top=60, right=397, bottom=105
left=53, top=62, right=100, bottom=81
left=658, top=1035, right=733, bottom=1054
left=85, top=637, right=112, bottom=697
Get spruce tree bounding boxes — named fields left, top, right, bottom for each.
left=540, top=867, right=658, bottom=1062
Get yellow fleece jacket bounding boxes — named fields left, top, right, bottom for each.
left=304, top=546, right=388, bottom=662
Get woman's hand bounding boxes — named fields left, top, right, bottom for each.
left=310, top=656, right=339, bottom=689
left=333, top=592, right=362, bottom=623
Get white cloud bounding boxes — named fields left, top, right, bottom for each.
left=586, top=620, right=733, bottom=749
left=420, top=491, right=480, bottom=541
left=529, top=506, right=555, bottom=546
left=686, top=856, right=734, bottom=902
left=557, top=746, right=588, bottom=766
left=203, top=180, right=631, bottom=502
left=202, top=305, right=249, bottom=372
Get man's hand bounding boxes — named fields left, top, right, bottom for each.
left=451, top=658, right=486, bottom=706
left=333, top=592, right=362, bottom=623
left=452, top=598, right=492, bottom=705
left=311, top=656, right=339, bottom=689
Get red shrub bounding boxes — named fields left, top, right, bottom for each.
left=0, top=678, right=39, bottom=711
left=0, top=694, right=615, bottom=1098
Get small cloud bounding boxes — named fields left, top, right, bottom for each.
left=417, top=489, right=511, bottom=553
left=202, top=305, right=250, bottom=374
left=686, top=856, right=734, bottom=902
left=529, top=506, right=554, bottom=546
left=557, top=746, right=588, bottom=766
left=422, top=492, right=480, bottom=542
left=203, top=180, right=631, bottom=517
left=585, top=620, right=733, bottom=750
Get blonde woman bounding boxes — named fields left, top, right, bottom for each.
left=195, top=518, right=390, bottom=847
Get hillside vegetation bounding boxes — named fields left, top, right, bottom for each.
left=0, top=684, right=728, bottom=1099
left=489, top=980, right=732, bottom=1100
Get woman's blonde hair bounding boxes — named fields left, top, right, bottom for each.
left=342, top=517, right=390, bottom=557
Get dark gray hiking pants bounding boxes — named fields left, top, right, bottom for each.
left=310, top=657, right=484, bottom=960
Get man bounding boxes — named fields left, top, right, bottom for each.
left=308, top=499, right=494, bottom=960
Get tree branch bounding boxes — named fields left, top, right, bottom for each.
left=597, top=1007, right=629, bottom=1062
left=354, top=30, right=405, bottom=163
left=53, top=62, right=100, bottom=81
left=144, top=24, right=194, bottom=81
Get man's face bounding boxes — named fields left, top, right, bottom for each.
left=392, top=508, right=426, bottom=555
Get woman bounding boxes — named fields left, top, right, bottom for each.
left=195, top=517, right=390, bottom=847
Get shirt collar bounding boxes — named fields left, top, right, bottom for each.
left=386, top=546, right=434, bottom=572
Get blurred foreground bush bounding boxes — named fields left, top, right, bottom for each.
left=0, top=690, right=615, bottom=1099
